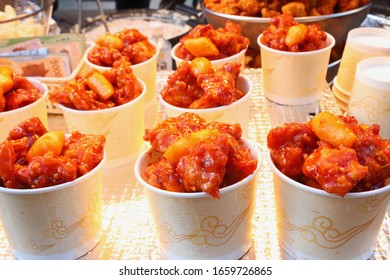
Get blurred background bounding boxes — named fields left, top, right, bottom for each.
left=52, top=0, right=390, bottom=30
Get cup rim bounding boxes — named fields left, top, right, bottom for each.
left=0, top=78, right=48, bottom=117
left=84, top=40, right=159, bottom=71
left=332, top=85, right=349, bottom=103
left=257, top=32, right=335, bottom=55
left=159, top=74, right=252, bottom=113
left=355, top=56, right=390, bottom=89
left=347, top=27, right=390, bottom=53
left=57, top=79, right=146, bottom=114
left=134, top=138, right=262, bottom=199
left=333, top=75, right=351, bottom=97
left=0, top=147, right=106, bottom=195
left=171, top=42, right=247, bottom=65
left=267, top=152, right=390, bottom=198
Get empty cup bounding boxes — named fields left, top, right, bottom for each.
left=337, top=27, right=390, bottom=94
left=347, top=56, right=390, bottom=139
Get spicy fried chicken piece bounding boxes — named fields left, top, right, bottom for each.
left=204, top=0, right=241, bottom=15
left=339, top=116, right=390, bottom=191
left=7, top=116, right=47, bottom=162
left=238, top=0, right=266, bottom=16
left=5, top=88, right=41, bottom=110
left=0, top=140, right=22, bottom=189
left=176, top=136, right=229, bottom=198
left=160, top=61, right=203, bottom=108
left=205, top=122, right=242, bottom=140
left=144, top=121, right=256, bottom=198
left=176, top=133, right=257, bottom=198
left=178, top=20, right=249, bottom=60
left=267, top=122, right=319, bottom=179
left=50, top=79, right=114, bottom=110
left=223, top=136, right=258, bottom=187
left=62, top=131, right=106, bottom=176
left=115, top=28, right=148, bottom=46
left=15, top=152, right=78, bottom=189
left=7, top=116, right=47, bottom=141
left=87, top=45, right=123, bottom=67
left=302, top=143, right=368, bottom=197
left=0, top=117, right=48, bottom=186
left=144, top=158, right=183, bottom=193
left=121, top=40, right=155, bottom=65
left=191, top=62, right=243, bottom=109
left=50, top=62, right=141, bottom=110
left=161, top=60, right=244, bottom=109
left=111, top=61, right=144, bottom=105
left=281, top=2, right=308, bottom=17
left=143, top=112, right=207, bottom=153
left=208, top=21, right=250, bottom=57
left=0, top=72, right=40, bottom=112
left=11, top=74, right=36, bottom=90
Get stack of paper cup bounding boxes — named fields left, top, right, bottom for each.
left=333, top=27, right=390, bottom=112
left=347, top=56, right=390, bottom=139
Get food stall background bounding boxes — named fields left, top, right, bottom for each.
left=52, top=0, right=390, bottom=28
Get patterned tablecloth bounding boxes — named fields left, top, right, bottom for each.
left=0, top=69, right=388, bottom=260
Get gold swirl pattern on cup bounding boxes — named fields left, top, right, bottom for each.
left=281, top=209, right=375, bottom=249
left=26, top=240, right=56, bottom=254
left=44, top=193, right=100, bottom=239
left=358, top=193, right=390, bottom=213
left=162, top=202, right=252, bottom=247
left=349, top=96, right=389, bottom=122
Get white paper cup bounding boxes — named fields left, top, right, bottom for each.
left=258, top=33, right=335, bottom=106
left=269, top=153, right=390, bottom=260
left=159, top=75, right=252, bottom=137
left=171, top=43, right=247, bottom=71
left=134, top=139, right=262, bottom=260
left=347, top=56, right=390, bottom=139
left=337, top=27, right=390, bottom=93
left=0, top=151, right=106, bottom=260
left=0, top=78, right=48, bottom=142
left=58, top=80, right=146, bottom=168
left=84, top=42, right=159, bottom=128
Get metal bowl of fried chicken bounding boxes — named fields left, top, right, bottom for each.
left=201, top=0, right=373, bottom=50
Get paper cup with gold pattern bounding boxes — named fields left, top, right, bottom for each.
left=258, top=33, right=335, bottom=106
left=59, top=80, right=146, bottom=169
left=84, top=42, right=159, bottom=129
left=347, top=57, right=390, bottom=139
left=0, top=151, right=106, bottom=260
left=159, top=75, right=252, bottom=137
left=134, top=139, right=261, bottom=260
left=269, top=153, right=390, bottom=260
left=0, top=78, right=48, bottom=142
left=336, top=27, right=390, bottom=94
